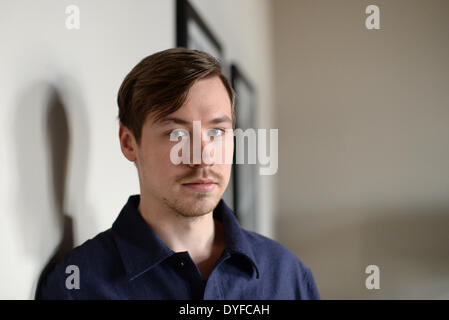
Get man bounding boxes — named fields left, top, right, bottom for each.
left=36, top=48, right=320, bottom=299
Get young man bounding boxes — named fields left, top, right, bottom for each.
left=36, top=48, right=320, bottom=299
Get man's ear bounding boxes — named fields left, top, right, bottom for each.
left=119, top=123, right=138, bottom=162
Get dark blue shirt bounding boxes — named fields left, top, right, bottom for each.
left=36, top=195, right=320, bottom=299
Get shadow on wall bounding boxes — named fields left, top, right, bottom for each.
left=39, top=88, right=74, bottom=298
left=277, top=206, right=449, bottom=299
left=13, top=79, right=97, bottom=299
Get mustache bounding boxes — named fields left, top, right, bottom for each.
left=177, top=170, right=223, bottom=184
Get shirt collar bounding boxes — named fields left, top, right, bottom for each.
left=111, top=195, right=260, bottom=281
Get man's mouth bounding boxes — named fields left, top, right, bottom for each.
left=181, top=179, right=217, bottom=192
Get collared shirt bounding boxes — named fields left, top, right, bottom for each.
left=36, top=195, right=320, bottom=300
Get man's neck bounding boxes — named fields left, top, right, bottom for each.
left=137, top=194, right=226, bottom=279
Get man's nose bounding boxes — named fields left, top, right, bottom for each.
left=187, top=131, right=214, bottom=168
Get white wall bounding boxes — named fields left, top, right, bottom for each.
left=0, top=0, right=174, bottom=299
left=274, top=0, right=449, bottom=299
left=0, top=0, right=275, bottom=299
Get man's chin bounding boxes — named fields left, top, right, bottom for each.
left=167, top=195, right=221, bottom=218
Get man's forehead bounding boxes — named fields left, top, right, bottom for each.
left=181, top=77, right=232, bottom=112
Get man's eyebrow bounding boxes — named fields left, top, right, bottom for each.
left=208, top=115, right=233, bottom=125
left=158, top=117, right=190, bottom=125
left=158, top=116, right=232, bottom=125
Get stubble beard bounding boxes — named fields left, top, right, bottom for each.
left=162, top=191, right=221, bottom=218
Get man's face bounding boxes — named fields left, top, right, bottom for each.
left=134, top=76, right=234, bottom=217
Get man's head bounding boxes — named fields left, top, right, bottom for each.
left=118, top=48, right=235, bottom=218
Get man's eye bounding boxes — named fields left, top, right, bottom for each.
left=169, top=129, right=189, bottom=139
left=208, top=128, right=225, bottom=137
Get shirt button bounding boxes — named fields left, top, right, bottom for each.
left=180, top=261, right=185, bottom=267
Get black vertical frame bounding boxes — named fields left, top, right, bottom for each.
left=231, top=64, right=258, bottom=230
left=176, top=0, right=223, bottom=55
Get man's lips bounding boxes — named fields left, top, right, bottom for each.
left=181, top=179, right=217, bottom=192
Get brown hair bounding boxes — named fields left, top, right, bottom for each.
left=117, top=47, right=235, bottom=144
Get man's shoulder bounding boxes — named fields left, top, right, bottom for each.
left=35, top=228, right=122, bottom=299
left=59, top=229, right=118, bottom=267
